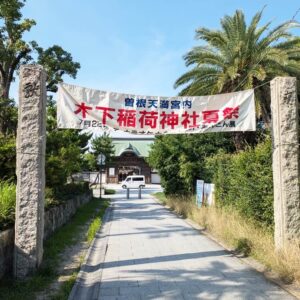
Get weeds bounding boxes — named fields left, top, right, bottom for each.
left=50, top=272, right=78, bottom=300
left=0, top=198, right=109, bottom=300
left=87, top=216, right=101, bottom=243
left=154, top=193, right=300, bottom=285
left=235, top=238, right=253, bottom=256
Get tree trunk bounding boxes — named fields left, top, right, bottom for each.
left=1, top=78, right=10, bottom=99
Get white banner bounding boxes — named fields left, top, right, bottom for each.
left=57, top=83, right=256, bottom=134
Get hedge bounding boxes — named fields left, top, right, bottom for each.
left=206, top=138, right=274, bottom=228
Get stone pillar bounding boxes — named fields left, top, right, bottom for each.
left=270, top=77, right=300, bottom=249
left=14, top=65, right=47, bottom=278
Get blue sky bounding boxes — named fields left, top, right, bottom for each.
left=10, top=0, right=300, bottom=101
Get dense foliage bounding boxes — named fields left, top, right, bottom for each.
left=0, top=181, right=90, bottom=229
left=90, top=133, right=115, bottom=166
left=0, top=135, right=16, bottom=180
left=206, top=138, right=274, bottom=228
left=46, top=100, right=91, bottom=189
left=148, top=133, right=234, bottom=194
left=0, top=181, right=16, bottom=229
left=0, top=0, right=80, bottom=135
left=149, top=134, right=274, bottom=227
left=148, top=8, right=300, bottom=229
left=0, top=1, right=89, bottom=231
left=45, top=182, right=89, bottom=209
left=0, top=98, right=17, bottom=136
left=0, top=0, right=86, bottom=190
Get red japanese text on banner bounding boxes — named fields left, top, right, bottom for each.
left=57, top=83, right=256, bottom=134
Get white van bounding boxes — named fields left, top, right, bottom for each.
left=121, top=175, right=145, bottom=189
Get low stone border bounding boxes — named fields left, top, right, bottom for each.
left=44, top=193, right=92, bottom=239
left=0, top=192, right=92, bottom=279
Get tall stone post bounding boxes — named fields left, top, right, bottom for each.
left=270, top=77, right=300, bottom=250
left=14, top=65, right=47, bottom=278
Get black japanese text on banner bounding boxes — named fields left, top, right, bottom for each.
left=57, top=83, right=256, bottom=134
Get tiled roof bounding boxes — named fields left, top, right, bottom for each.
left=112, top=138, right=154, bottom=157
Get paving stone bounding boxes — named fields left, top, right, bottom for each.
left=99, top=287, right=119, bottom=296
left=70, top=186, right=296, bottom=300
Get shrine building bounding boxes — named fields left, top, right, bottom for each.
left=106, top=137, right=160, bottom=184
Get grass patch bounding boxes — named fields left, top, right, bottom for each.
left=152, top=192, right=167, bottom=204
left=0, top=181, right=16, bottom=230
left=0, top=197, right=109, bottom=300
left=153, top=193, right=300, bottom=285
left=87, top=216, right=101, bottom=243
left=104, top=189, right=116, bottom=195
left=50, top=272, right=78, bottom=300
left=153, top=192, right=194, bottom=218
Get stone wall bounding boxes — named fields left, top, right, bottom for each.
left=0, top=192, right=92, bottom=279
left=43, top=193, right=92, bottom=239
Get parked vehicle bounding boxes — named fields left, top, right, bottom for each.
left=121, top=175, right=145, bottom=189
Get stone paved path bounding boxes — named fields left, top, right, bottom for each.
left=69, top=185, right=295, bottom=300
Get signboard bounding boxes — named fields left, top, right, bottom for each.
left=57, top=83, right=256, bottom=134
left=204, top=183, right=215, bottom=206
left=196, top=180, right=204, bottom=207
left=109, top=168, right=115, bottom=176
left=97, top=154, right=106, bottom=166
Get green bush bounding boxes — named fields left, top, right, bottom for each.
left=0, top=181, right=16, bottom=229
left=0, top=135, right=16, bottom=181
left=148, top=133, right=234, bottom=195
left=45, top=182, right=90, bottom=210
left=206, top=138, right=273, bottom=228
left=56, top=182, right=89, bottom=199
left=104, top=189, right=116, bottom=195
left=45, top=187, right=60, bottom=209
left=0, top=182, right=89, bottom=228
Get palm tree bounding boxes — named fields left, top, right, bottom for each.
left=174, top=9, right=300, bottom=124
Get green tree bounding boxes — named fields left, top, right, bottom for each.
left=0, top=0, right=35, bottom=100
left=35, top=45, right=80, bottom=93
left=0, top=98, right=17, bottom=136
left=0, top=0, right=84, bottom=185
left=0, top=134, right=16, bottom=180
left=90, top=133, right=115, bottom=164
left=0, top=0, right=80, bottom=135
left=174, top=9, right=300, bottom=124
left=148, top=133, right=234, bottom=195
left=46, top=99, right=92, bottom=189
left=82, top=152, right=97, bottom=171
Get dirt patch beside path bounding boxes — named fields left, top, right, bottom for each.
left=36, top=223, right=91, bottom=300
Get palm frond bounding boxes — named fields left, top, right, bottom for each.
left=183, top=48, right=225, bottom=68
left=175, top=8, right=300, bottom=105
left=174, top=67, right=219, bottom=89
left=195, top=27, right=227, bottom=48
